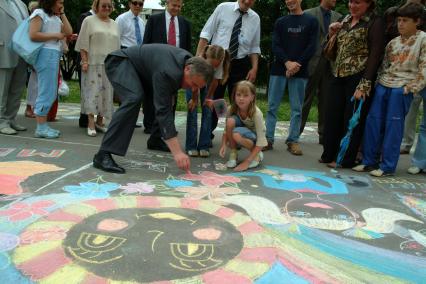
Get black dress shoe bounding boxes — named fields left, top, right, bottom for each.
left=147, top=137, right=170, bottom=152
left=93, top=152, right=125, bottom=174
left=79, top=113, right=88, bottom=128
left=143, top=128, right=151, bottom=134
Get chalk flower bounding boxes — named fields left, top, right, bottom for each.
left=180, top=171, right=241, bottom=187
left=120, top=182, right=154, bottom=194
left=63, top=182, right=120, bottom=198
left=0, top=200, right=55, bottom=222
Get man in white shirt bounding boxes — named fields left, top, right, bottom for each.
left=0, top=0, right=29, bottom=135
left=116, top=0, right=145, bottom=48
left=195, top=0, right=261, bottom=141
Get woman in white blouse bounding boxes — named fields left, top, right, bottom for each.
left=75, top=0, right=120, bottom=137
left=29, top=0, right=72, bottom=138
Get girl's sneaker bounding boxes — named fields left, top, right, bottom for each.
left=34, top=128, right=59, bottom=139
left=226, top=150, right=238, bottom=168
left=248, top=152, right=264, bottom=169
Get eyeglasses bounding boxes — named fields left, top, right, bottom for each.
left=100, top=4, right=113, bottom=9
left=131, top=1, right=143, bottom=6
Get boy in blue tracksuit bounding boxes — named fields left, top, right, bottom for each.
left=353, top=3, right=426, bottom=176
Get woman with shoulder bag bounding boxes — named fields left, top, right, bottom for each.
left=29, top=0, right=72, bottom=138
left=320, top=0, right=385, bottom=168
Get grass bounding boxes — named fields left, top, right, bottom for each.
left=62, top=79, right=318, bottom=122
left=61, top=80, right=424, bottom=127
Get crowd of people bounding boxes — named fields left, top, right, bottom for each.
left=0, top=0, right=425, bottom=176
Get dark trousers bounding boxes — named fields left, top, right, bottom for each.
left=321, top=72, right=371, bottom=167
left=300, top=56, right=332, bottom=140
left=100, top=59, right=144, bottom=156
left=211, top=56, right=251, bottom=135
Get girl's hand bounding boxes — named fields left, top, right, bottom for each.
left=81, top=63, right=88, bottom=72
left=234, top=160, right=249, bottom=172
left=219, top=145, right=226, bottom=158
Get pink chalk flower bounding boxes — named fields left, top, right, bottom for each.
left=180, top=171, right=241, bottom=187
left=120, top=182, right=154, bottom=195
left=0, top=200, right=55, bottom=222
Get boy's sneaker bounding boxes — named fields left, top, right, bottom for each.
left=249, top=152, right=264, bottom=169
left=187, top=150, right=199, bottom=157
left=407, top=166, right=422, bottom=175
left=287, top=142, right=303, bottom=156
left=226, top=149, right=238, bottom=168
left=369, top=169, right=393, bottom=177
left=199, top=149, right=210, bottom=158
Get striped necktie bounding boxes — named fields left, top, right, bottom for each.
left=168, top=16, right=176, bottom=46
left=134, top=16, right=142, bottom=45
left=229, top=10, right=246, bottom=60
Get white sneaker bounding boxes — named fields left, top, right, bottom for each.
left=226, top=150, right=238, bottom=168
left=249, top=152, right=264, bottom=169
left=369, top=169, right=392, bottom=177
left=407, top=166, right=421, bottom=175
left=352, top=164, right=367, bottom=172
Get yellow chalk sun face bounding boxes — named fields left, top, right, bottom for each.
left=63, top=208, right=243, bottom=282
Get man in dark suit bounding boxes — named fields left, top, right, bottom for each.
left=299, top=0, right=341, bottom=144
left=93, top=44, right=213, bottom=174
left=142, top=0, right=191, bottom=136
left=76, top=8, right=94, bottom=128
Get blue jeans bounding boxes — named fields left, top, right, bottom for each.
left=185, top=88, right=212, bottom=151
left=34, top=48, right=60, bottom=116
left=265, top=75, right=307, bottom=143
left=362, top=84, right=413, bottom=173
left=230, top=115, right=257, bottom=143
left=412, top=88, right=426, bottom=169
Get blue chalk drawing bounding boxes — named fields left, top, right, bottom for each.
left=270, top=224, right=426, bottom=283
left=231, top=166, right=348, bottom=195
left=63, top=182, right=120, bottom=198
left=165, top=179, right=194, bottom=188
left=255, top=261, right=309, bottom=284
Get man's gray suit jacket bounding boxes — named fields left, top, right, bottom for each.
left=0, top=0, right=29, bottom=68
left=305, top=6, right=341, bottom=75
left=105, top=44, right=192, bottom=139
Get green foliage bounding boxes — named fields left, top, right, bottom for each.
left=180, top=0, right=405, bottom=87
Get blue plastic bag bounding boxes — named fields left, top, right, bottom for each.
left=11, top=18, right=43, bottom=65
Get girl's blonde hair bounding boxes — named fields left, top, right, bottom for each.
left=202, top=45, right=230, bottom=84
left=230, top=80, right=257, bottom=118
left=92, top=0, right=115, bottom=14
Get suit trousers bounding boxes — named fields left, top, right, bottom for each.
left=321, top=72, right=371, bottom=167
left=211, top=56, right=251, bottom=137
left=400, top=94, right=422, bottom=151
left=100, top=58, right=144, bottom=156
left=0, top=58, right=27, bottom=129
left=300, top=56, right=332, bottom=140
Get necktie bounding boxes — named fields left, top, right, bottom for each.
left=323, top=11, right=331, bottom=35
left=168, top=16, right=176, bottom=46
left=229, top=10, right=245, bottom=60
left=134, top=16, right=142, bottom=45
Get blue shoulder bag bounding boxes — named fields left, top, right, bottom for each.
left=10, top=18, right=43, bottom=65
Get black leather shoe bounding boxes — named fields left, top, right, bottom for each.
left=93, top=152, right=125, bottom=174
left=79, top=113, right=88, bottom=128
left=143, top=128, right=151, bottom=134
left=147, top=137, right=170, bottom=152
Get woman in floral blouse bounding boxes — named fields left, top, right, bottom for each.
left=320, top=0, right=385, bottom=168
left=353, top=3, right=426, bottom=177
